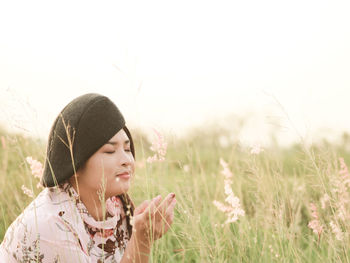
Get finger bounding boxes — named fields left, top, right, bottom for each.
left=162, top=199, right=175, bottom=226
left=165, top=198, right=177, bottom=219
left=134, top=200, right=150, bottom=215
left=143, top=195, right=162, bottom=219
left=156, top=199, right=176, bottom=237
left=165, top=193, right=176, bottom=205
left=157, top=198, right=176, bottom=231
left=153, top=195, right=163, bottom=208
left=158, top=193, right=175, bottom=214
left=164, top=192, right=175, bottom=202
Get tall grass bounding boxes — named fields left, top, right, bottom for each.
left=1, top=126, right=350, bottom=262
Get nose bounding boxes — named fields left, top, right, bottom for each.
left=119, top=150, right=133, bottom=167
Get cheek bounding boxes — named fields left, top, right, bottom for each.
left=82, top=159, right=106, bottom=184
left=129, top=155, right=135, bottom=167
left=131, top=161, right=135, bottom=173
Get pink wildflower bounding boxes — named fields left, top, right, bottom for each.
left=213, top=158, right=245, bottom=224
left=21, top=185, right=34, bottom=198
left=147, top=155, right=159, bottom=163
left=250, top=143, right=264, bottom=155
left=26, top=156, right=43, bottom=180
left=333, top=158, right=350, bottom=221
left=219, top=158, right=233, bottom=179
left=308, top=203, right=323, bottom=236
left=147, top=129, right=167, bottom=163
left=213, top=200, right=232, bottom=213
left=26, top=156, right=44, bottom=189
left=329, top=221, right=343, bottom=241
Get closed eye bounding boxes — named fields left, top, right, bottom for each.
left=105, top=149, right=130, bottom=154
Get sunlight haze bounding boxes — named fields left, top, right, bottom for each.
left=0, top=0, right=349, bottom=146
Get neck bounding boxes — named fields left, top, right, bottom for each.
left=69, top=177, right=106, bottom=221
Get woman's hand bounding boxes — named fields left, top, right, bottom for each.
left=121, top=194, right=176, bottom=262
left=132, top=193, right=177, bottom=247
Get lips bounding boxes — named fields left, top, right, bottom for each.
left=116, top=172, right=131, bottom=179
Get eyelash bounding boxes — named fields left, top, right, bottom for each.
left=105, top=149, right=131, bottom=154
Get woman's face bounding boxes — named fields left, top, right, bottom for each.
left=75, top=129, right=135, bottom=198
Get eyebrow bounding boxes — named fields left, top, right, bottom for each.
left=106, top=140, right=130, bottom=146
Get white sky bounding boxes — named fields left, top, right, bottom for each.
left=0, top=0, right=350, bottom=146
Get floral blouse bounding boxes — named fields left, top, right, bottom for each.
left=0, top=182, right=130, bottom=262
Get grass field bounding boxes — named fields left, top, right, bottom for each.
left=1, top=125, right=350, bottom=262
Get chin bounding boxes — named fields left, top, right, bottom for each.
left=111, top=184, right=130, bottom=196
left=121, top=184, right=130, bottom=194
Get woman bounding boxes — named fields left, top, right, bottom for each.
left=0, top=93, right=177, bottom=262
